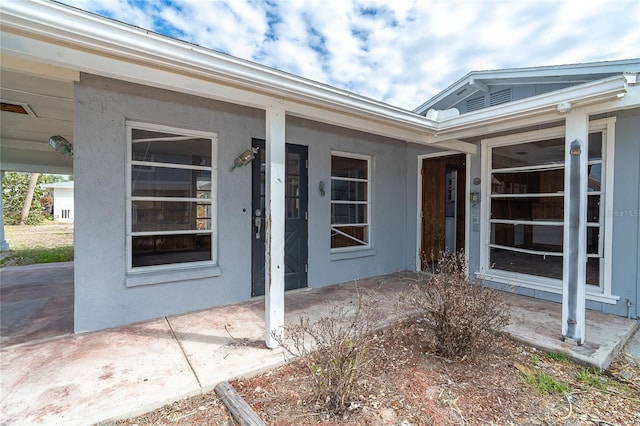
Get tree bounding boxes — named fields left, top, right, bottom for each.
left=2, top=172, right=67, bottom=225
left=20, top=173, right=40, bottom=225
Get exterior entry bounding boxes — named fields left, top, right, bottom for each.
left=420, top=154, right=466, bottom=269
left=251, top=139, right=308, bottom=296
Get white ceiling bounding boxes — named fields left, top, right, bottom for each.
left=1, top=57, right=75, bottom=174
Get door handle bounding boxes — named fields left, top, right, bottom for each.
left=254, top=209, right=262, bottom=239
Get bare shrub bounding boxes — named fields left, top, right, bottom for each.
left=275, top=287, right=379, bottom=415
left=410, top=251, right=510, bottom=359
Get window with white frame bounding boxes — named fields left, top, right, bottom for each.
left=330, top=152, right=370, bottom=250
left=481, top=119, right=615, bottom=300
left=126, top=122, right=217, bottom=270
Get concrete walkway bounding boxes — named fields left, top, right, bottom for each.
left=0, top=267, right=637, bottom=425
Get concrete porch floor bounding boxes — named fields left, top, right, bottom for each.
left=0, top=264, right=638, bottom=425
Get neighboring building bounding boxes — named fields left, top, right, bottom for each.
left=43, top=181, right=74, bottom=222
left=0, top=1, right=638, bottom=346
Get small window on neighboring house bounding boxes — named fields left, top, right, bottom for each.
left=490, top=88, right=512, bottom=106
left=466, top=96, right=485, bottom=112
left=126, top=121, right=217, bottom=270
left=61, top=209, right=70, bottom=219
left=330, top=152, right=370, bottom=250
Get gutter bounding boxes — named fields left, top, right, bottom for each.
left=430, top=75, right=632, bottom=137
left=0, top=1, right=636, bottom=145
left=0, top=0, right=439, bottom=133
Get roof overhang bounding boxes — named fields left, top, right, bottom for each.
left=428, top=74, right=638, bottom=142
left=1, top=0, right=639, bottom=168
left=414, top=59, right=640, bottom=114
left=0, top=0, right=440, bottom=146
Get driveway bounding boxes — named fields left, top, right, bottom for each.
left=0, top=262, right=73, bottom=348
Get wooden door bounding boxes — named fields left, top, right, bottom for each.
left=421, top=157, right=446, bottom=268
left=421, top=154, right=466, bottom=270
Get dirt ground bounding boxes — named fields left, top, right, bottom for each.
left=117, top=321, right=640, bottom=426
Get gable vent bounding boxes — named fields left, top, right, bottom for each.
left=466, top=96, right=485, bottom=112
left=489, top=88, right=512, bottom=106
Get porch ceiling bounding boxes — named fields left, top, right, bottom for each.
left=0, top=56, right=76, bottom=174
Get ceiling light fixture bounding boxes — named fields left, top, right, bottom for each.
left=49, top=135, right=73, bottom=156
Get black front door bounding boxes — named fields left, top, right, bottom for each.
left=251, top=139, right=308, bottom=297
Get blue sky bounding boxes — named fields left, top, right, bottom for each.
left=60, top=0, right=640, bottom=110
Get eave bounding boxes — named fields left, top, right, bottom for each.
left=0, top=0, right=439, bottom=144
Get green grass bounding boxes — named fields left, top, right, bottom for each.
left=521, top=369, right=569, bottom=395
left=0, top=246, right=74, bottom=267
left=576, top=367, right=608, bottom=393
left=544, top=352, right=568, bottom=362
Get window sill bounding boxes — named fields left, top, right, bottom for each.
left=331, top=248, right=376, bottom=261
left=126, top=264, right=221, bottom=287
left=476, top=270, right=619, bottom=304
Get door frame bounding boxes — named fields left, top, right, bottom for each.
left=251, top=139, right=308, bottom=297
left=416, top=151, right=471, bottom=271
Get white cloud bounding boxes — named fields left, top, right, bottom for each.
left=59, top=0, right=640, bottom=110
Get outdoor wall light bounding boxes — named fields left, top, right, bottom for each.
left=49, top=135, right=73, bottom=156
left=570, top=139, right=582, bottom=156
left=230, top=147, right=259, bottom=171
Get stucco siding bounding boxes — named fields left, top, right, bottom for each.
left=286, top=116, right=412, bottom=287
left=73, top=75, right=427, bottom=332
left=608, top=108, right=640, bottom=318
left=74, top=74, right=265, bottom=332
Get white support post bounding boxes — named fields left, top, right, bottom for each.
left=0, top=171, right=10, bottom=251
left=264, top=102, right=286, bottom=349
left=561, top=111, right=588, bottom=345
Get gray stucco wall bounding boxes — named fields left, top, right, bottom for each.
left=74, top=75, right=425, bottom=332
left=74, top=74, right=266, bottom=332
left=286, top=117, right=412, bottom=287
left=602, top=107, right=640, bottom=318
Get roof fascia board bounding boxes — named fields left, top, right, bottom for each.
left=428, top=79, right=639, bottom=143
left=0, top=1, right=438, bottom=134
left=285, top=102, right=432, bottom=144
left=432, top=75, right=630, bottom=135
left=1, top=29, right=442, bottom=143
left=430, top=139, right=477, bottom=154
left=415, top=59, right=640, bottom=113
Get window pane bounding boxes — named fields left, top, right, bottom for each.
left=588, top=132, right=603, bottom=161
left=132, top=134, right=211, bottom=166
left=587, top=195, right=600, bottom=223
left=587, top=226, right=600, bottom=255
left=492, top=168, right=564, bottom=194
left=131, top=167, right=211, bottom=198
left=491, top=223, right=563, bottom=252
left=586, top=257, right=600, bottom=286
left=492, top=138, right=564, bottom=169
left=588, top=164, right=602, bottom=192
left=132, top=200, right=212, bottom=232
left=331, top=180, right=367, bottom=201
left=132, top=234, right=211, bottom=267
left=331, top=203, right=367, bottom=224
left=491, top=197, right=564, bottom=221
left=331, top=156, right=367, bottom=179
left=331, top=225, right=367, bottom=248
left=287, top=152, right=300, bottom=176
left=287, top=175, right=299, bottom=219
left=490, top=248, right=563, bottom=280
